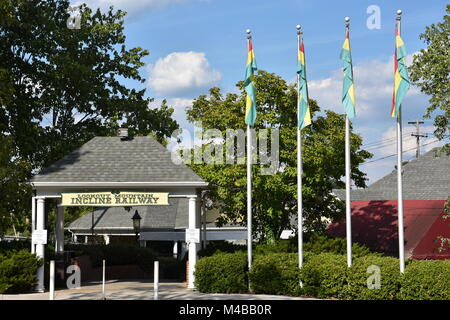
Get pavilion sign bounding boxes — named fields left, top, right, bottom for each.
left=61, top=192, right=169, bottom=207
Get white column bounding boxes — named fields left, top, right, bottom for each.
left=36, top=197, right=45, bottom=292
left=31, top=197, right=36, bottom=254
left=187, top=196, right=199, bottom=289
left=55, top=202, right=64, bottom=253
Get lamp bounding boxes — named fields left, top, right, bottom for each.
left=131, top=210, right=142, bottom=241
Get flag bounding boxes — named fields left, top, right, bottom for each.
left=297, top=39, right=312, bottom=129
left=245, top=39, right=257, bottom=126
left=391, top=30, right=410, bottom=118
left=340, top=30, right=356, bottom=119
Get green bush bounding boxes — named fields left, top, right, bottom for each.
left=347, top=255, right=401, bottom=300
left=300, top=252, right=349, bottom=299
left=398, top=260, right=450, bottom=300
left=254, top=240, right=297, bottom=255
left=197, top=241, right=245, bottom=258
left=0, top=240, right=31, bottom=253
left=194, top=252, right=248, bottom=293
left=249, top=252, right=312, bottom=296
left=0, top=250, right=43, bottom=293
left=304, top=233, right=378, bottom=257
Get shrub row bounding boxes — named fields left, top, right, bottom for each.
left=195, top=251, right=450, bottom=299
left=0, top=250, right=43, bottom=294
left=198, top=235, right=378, bottom=258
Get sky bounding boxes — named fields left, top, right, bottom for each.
left=72, top=0, right=448, bottom=185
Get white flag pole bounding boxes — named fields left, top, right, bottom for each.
left=344, top=17, right=352, bottom=267
left=245, top=29, right=253, bottom=277
left=247, top=123, right=252, bottom=272
left=396, top=10, right=405, bottom=273
left=296, top=25, right=304, bottom=269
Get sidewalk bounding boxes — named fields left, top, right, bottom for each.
left=0, top=280, right=315, bottom=300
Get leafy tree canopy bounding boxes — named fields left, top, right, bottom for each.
left=186, top=70, right=372, bottom=243
left=410, top=5, right=450, bottom=153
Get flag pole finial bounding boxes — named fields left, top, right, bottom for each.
left=396, top=9, right=402, bottom=16
left=345, top=17, right=350, bottom=29
left=246, top=29, right=252, bottom=39
left=296, top=25, right=302, bottom=36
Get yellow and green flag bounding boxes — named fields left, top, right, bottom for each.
left=391, top=29, right=410, bottom=118
left=244, top=39, right=257, bottom=126
left=340, top=30, right=356, bottom=119
left=297, top=39, right=311, bottom=129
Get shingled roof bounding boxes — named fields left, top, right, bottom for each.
left=30, top=136, right=206, bottom=186
left=334, top=148, right=450, bottom=201
left=67, top=198, right=188, bottom=232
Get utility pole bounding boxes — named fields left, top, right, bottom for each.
left=407, top=120, right=427, bottom=158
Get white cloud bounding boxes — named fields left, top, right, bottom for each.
left=308, top=53, right=421, bottom=119
left=147, top=51, right=222, bottom=97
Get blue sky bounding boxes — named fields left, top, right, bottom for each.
left=74, top=0, right=448, bottom=184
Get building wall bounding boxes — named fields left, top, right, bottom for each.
left=326, top=200, right=450, bottom=259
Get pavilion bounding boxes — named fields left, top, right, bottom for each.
left=29, top=129, right=209, bottom=291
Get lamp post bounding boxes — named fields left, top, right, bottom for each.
left=131, top=210, right=141, bottom=244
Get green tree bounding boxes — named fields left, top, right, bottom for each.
left=0, top=0, right=178, bottom=171
left=186, top=70, right=372, bottom=243
left=0, top=136, right=32, bottom=236
left=409, top=5, right=450, bottom=153
left=0, top=0, right=179, bottom=235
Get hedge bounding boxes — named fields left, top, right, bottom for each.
left=300, top=252, right=350, bottom=299
left=195, top=250, right=450, bottom=300
left=398, top=259, right=450, bottom=300
left=347, top=255, right=401, bottom=300
left=198, top=235, right=378, bottom=258
left=0, top=250, right=43, bottom=294
left=249, top=252, right=312, bottom=296
left=194, top=252, right=248, bottom=293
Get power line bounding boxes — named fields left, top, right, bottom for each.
left=360, top=139, right=441, bottom=165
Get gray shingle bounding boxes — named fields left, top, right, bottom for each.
left=333, top=147, right=450, bottom=201
left=31, top=136, right=205, bottom=183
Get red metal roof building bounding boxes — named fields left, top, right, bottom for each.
left=329, top=148, right=450, bottom=260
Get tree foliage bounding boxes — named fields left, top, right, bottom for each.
left=0, top=0, right=179, bottom=235
left=410, top=5, right=450, bottom=153
left=186, top=70, right=372, bottom=243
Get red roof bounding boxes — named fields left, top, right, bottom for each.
left=327, top=200, right=450, bottom=260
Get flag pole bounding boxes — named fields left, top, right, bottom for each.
left=296, top=25, right=304, bottom=269
left=344, top=17, right=352, bottom=267
left=246, top=29, right=253, bottom=277
left=396, top=9, right=405, bottom=274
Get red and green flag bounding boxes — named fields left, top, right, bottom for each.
left=297, top=39, right=311, bottom=129
left=340, top=30, right=356, bottom=119
left=391, top=30, right=410, bottom=118
left=245, top=39, right=257, bottom=126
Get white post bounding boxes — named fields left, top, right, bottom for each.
left=247, top=124, right=252, bottom=272
left=397, top=111, right=405, bottom=273
left=187, top=196, right=198, bottom=289
left=55, top=202, right=64, bottom=253
left=345, top=115, right=352, bottom=267
left=297, top=26, right=304, bottom=269
left=297, top=127, right=304, bottom=268
left=49, top=260, right=55, bottom=300
left=102, top=259, right=106, bottom=300
left=36, top=197, right=45, bottom=292
left=154, top=260, right=159, bottom=300
left=396, top=10, right=405, bottom=274
left=31, top=197, right=36, bottom=254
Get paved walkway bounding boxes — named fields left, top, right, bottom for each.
left=0, top=280, right=315, bottom=300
